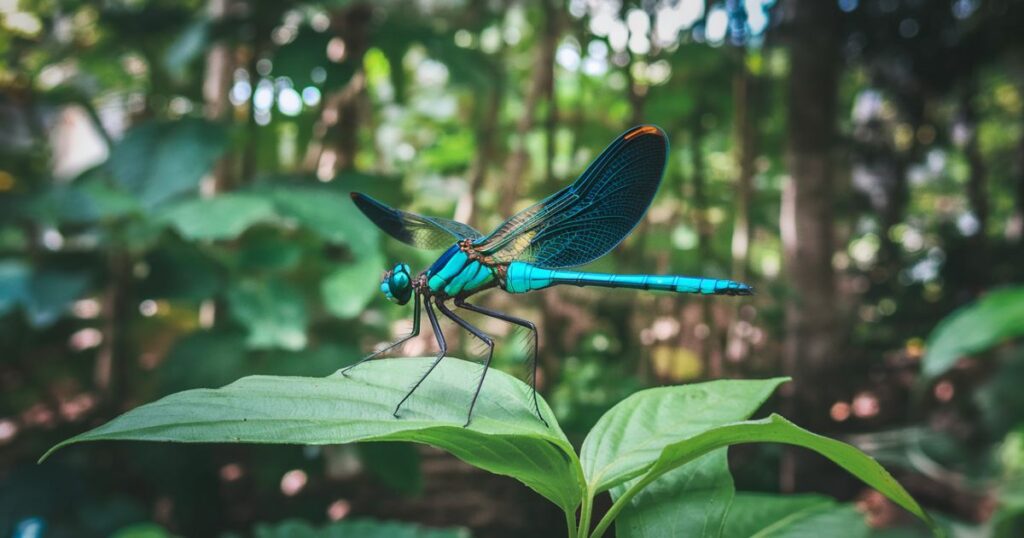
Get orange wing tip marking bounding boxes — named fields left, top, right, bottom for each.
left=624, top=125, right=662, bottom=141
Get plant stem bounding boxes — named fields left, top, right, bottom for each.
left=589, top=478, right=651, bottom=538
left=578, top=491, right=594, bottom=537
left=566, top=509, right=578, bottom=538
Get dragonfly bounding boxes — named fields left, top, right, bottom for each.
left=344, top=125, right=752, bottom=427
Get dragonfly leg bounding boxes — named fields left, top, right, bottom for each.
left=342, top=293, right=421, bottom=376
left=454, top=297, right=547, bottom=427
left=393, top=295, right=446, bottom=418
left=436, top=299, right=493, bottom=427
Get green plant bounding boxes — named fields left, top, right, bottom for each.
left=43, top=357, right=937, bottom=537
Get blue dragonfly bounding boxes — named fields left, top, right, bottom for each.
left=345, top=125, right=752, bottom=426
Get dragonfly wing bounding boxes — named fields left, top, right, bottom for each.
left=473, top=125, right=668, bottom=267
left=351, top=192, right=483, bottom=249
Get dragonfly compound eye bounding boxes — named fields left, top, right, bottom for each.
left=385, top=263, right=413, bottom=305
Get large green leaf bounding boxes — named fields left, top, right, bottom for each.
left=580, top=379, right=785, bottom=538
left=108, top=119, right=229, bottom=208
left=597, top=414, right=936, bottom=536
left=226, top=278, right=308, bottom=351
left=322, top=253, right=385, bottom=319
left=922, top=286, right=1024, bottom=380
left=250, top=517, right=468, bottom=538
left=612, top=451, right=734, bottom=538
left=43, top=357, right=583, bottom=514
left=158, top=193, right=278, bottom=241
left=722, top=493, right=869, bottom=537
left=581, top=378, right=788, bottom=493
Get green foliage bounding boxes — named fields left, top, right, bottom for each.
left=45, top=358, right=934, bottom=537
left=108, top=119, right=229, bottom=208
left=921, top=286, right=1024, bottom=380
left=247, top=518, right=468, bottom=538
left=722, top=493, right=870, bottom=537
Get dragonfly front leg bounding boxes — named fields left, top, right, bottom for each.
left=454, top=297, right=547, bottom=427
left=393, top=294, right=446, bottom=418
left=436, top=299, right=494, bottom=427
left=342, top=293, right=422, bottom=376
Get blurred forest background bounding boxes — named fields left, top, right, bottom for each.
left=3, top=0, right=1024, bottom=536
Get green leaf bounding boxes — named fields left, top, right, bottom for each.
left=581, top=378, right=788, bottom=493
left=164, top=19, right=209, bottom=82
left=613, top=451, right=734, bottom=538
left=610, top=414, right=936, bottom=534
left=226, top=278, right=308, bottom=351
left=0, top=260, right=29, bottom=315
left=108, top=119, right=229, bottom=208
left=267, top=186, right=379, bottom=252
left=251, top=517, right=469, bottom=538
left=322, top=253, right=385, bottom=319
left=723, top=493, right=869, bottom=537
left=43, top=358, right=583, bottom=514
left=922, top=286, right=1024, bottom=380
left=25, top=269, right=92, bottom=328
left=158, top=193, right=278, bottom=241
left=111, top=523, right=177, bottom=538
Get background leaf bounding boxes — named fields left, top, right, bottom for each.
left=250, top=517, right=468, bottom=538
left=921, top=286, right=1024, bottom=380
left=159, top=193, right=277, bottom=241
left=108, top=119, right=229, bottom=208
left=226, top=278, right=308, bottom=351
left=322, top=252, right=385, bottom=319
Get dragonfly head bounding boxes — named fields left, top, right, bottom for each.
left=380, top=263, right=413, bottom=305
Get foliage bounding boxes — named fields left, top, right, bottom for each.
left=45, top=358, right=935, bottom=537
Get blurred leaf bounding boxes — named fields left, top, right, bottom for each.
left=24, top=269, right=92, bottom=328
left=112, top=523, right=177, bottom=538
left=251, top=517, right=468, bottom=538
left=44, top=357, right=583, bottom=514
left=159, top=330, right=248, bottom=394
left=266, top=186, right=379, bottom=252
left=271, top=29, right=356, bottom=90
left=358, top=442, right=423, bottom=496
left=164, top=19, right=209, bottom=82
left=227, top=278, right=308, bottom=351
left=723, top=493, right=869, bottom=537
left=236, top=230, right=304, bottom=273
left=582, top=379, right=785, bottom=538
left=922, top=286, right=1024, bottom=380
left=321, top=253, right=384, bottom=319
left=139, top=241, right=224, bottom=300
left=0, top=260, right=29, bottom=315
left=159, top=193, right=277, bottom=241
left=108, top=119, right=229, bottom=208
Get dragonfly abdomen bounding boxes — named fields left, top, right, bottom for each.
left=504, top=261, right=752, bottom=296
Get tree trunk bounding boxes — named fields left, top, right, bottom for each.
left=778, top=0, right=842, bottom=491
left=727, top=59, right=757, bottom=363
left=501, top=0, right=557, bottom=215
left=689, top=109, right=722, bottom=377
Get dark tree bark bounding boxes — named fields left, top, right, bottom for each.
left=726, top=59, right=758, bottom=363
left=778, top=0, right=842, bottom=490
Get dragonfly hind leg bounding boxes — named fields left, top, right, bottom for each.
left=342, top=293, right=421, bottom=376
left=436, top=299, right=494, bottom=427
left=393, top=295, right=446, bottom=418
left=454, top=297, right=547, bottom=427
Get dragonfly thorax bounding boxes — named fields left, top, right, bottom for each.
left=380, top=263, right=413, bottom=305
